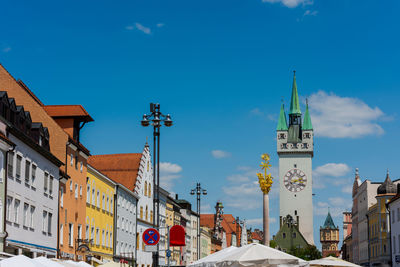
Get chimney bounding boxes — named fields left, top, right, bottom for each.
left=175, top=194, right=179, bottom=200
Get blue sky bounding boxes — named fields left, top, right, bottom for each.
left=1, top=0, right=400, bottom=249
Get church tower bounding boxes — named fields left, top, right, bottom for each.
left=277, top=72, right=314, bottom=245
left=320, top=210, right=340, bottom=257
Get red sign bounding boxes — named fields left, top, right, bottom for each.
left=143, top=228, right=160, bottom=246
left=170, top=225, right=185, bottom=246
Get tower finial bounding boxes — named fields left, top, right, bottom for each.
left=289, top=71, right=301, bottom=115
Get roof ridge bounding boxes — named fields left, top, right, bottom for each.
left=90, top=153, right=142, bottom=157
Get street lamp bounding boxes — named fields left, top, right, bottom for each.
left=232, top=217, right=244, bottom=247
left=190, top=183, right=207, bottom=260
left=141, top=103, right=173, bottom=267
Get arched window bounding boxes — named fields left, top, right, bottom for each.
left=144, top=182, right=148, bottom=197
left=145, top=205, right=148, bottom=221
left=140, top=206, right=143, bottom=219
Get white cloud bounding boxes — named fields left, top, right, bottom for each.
left=342, top=185, right=353, bottom=194
left=200, top=204, right=212, bottom=213
left=303, top=10, right=318, bottom=16
left=309, top=91, right=386, bottom=138
left=211, top=150, right=231, bottom=159
left=227, top=174, right=250, bottom=183
left=314, top=197, right=351, bottom=217
left=314, top=163, right=350, bottom=178
left=262, top=0, right=312, bottom=8
left=160, top=162, right=182, bottom=191
left=126, top=23, right=152, bottom=35
left=250, top=108, right=277, bottom=121
left=156, top=23, right=165, bottom=28
left=2, top=47, right=11, bottom=53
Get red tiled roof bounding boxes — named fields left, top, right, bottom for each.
left=44, top=105, right=94, bottom=122
left=200, top=214, right=215, bottom=228
left=251, top=232, right=263, bottom=241
left=88, top=153, right=142, bottom=191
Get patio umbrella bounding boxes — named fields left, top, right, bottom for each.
left=309, top=256, right=361, bottom=267
left=216, top=243, right=309, bottom=267
left=189, top=246, right=238, bottom=267
left=0, top=255, right=44, bottom=267
left=33, top=257, right=65, bottom=267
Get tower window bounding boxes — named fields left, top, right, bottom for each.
left=282, top=233, right=286, bottom=239
left=295, top=210, right=297, bottom=216
left=294, top=164, right=297, bottom=168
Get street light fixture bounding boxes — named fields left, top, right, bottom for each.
left=141, top=103, right=173, bottom=267
left=190, top=183, right=207, bottom=260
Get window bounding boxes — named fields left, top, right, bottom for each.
left=398, top=208, right=400, bottom=222
left=150, top=211, right=153, bottom=223
left=91, top=226, right=95, bottom=241
left=86, top=225, right=89, bottom=240
left=44, top=173, right=49, bottom=193
left=60, top=187, right=64, bottom=208
left=122, top=218, right=125, bottom=231
left=96, top=228, right=100, bottom=245
left=144, top=182, right=147, bottom=197
left=117, top=216, right=120, bottom=228
left=110, top=232, right=112, bottom=247
left=110, top=198, right=113, bottom=213
left=75, top=184, right=78, bottom=199
left=136, top=233, right=139, bottom=250
left=48, top=213, right=52, bottom=235
left=86, top=184, right=91, bottom=203
left=70, top=154, right=73, bottom=166
left=6, top=196, right=12, bottom=221
left=16, top=155, right=22, bottom=180
left=23, top=203, right=29, bottom=227
left=78, top=224, right=82, bottom=239
left=69, top=180, right=73, bottom=191
left=60, top=224, right=64, bottom=245
left=102, top=194, right=105, bottom=210
left=25, top=160, right=30, bottom=184
left=106, top=231, right=108, bottom=247
left=398, top=234, right=400, bottom=253
left=80, top=162, right=83, bottom=173
left=102, top=230, right=105, bottom=246
left=394, top=236, right=396, bottom=254
left=49, top=176, right=54, bottom=196
left=282, top=233, right=286, bottom=239
left=7, top=151, right=14, bottom=178
left=30, top=206, right=35, bottom=228
left=14, top=199, right=20, bottom=223
left=92, top=187, right=95, bottom=205
left=31, top=165, right=36, bottom=187
left=43, top=211, right=48, bottom=232
left=106, top=196, right=109, bottom=212
left=79, top=186, right=82, bottom=197
left=97, top=190, right=100, bottom=208
left=148, top=183, right=151, bottom=198
left=145, top=206, right=148, bottom=221
left=69, top=223, right=74, bottom=246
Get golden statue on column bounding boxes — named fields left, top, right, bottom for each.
left=257, top=153, right=273, bottom=246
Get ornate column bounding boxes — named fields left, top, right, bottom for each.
left=257, top=154, right=273, bottom=246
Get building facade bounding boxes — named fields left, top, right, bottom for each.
left=89, top=143, right=154, bottom=267
left=388, top=186, right=400, bottom=267
left=277, top=73, right=314, bottom=245
left=86, top=165, right=116, bottom=264
left=158, top=187, right=169, bottom=266
left=114, top=183, right=138, bottom=264
left=320, top=211, right=340, bottom=257
left=273, top=215, right=308, bottom=253
left=0, top=96, right=62, bottom=257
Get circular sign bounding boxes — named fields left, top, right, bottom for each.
left=143, top=228, right=160, bottom=246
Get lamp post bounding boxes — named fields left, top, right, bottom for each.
left=141, top=103, right=173, bottom=267
left=190, top=183, right=207, bottom=260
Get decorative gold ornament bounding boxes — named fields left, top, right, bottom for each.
left=257, top=153, right=273, bottom=194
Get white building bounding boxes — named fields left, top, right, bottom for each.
left=388, top=188, right=400, bottom=267
left=158, top=187, right=169, bottom=266
left=0, top=98, right=62, bottom=257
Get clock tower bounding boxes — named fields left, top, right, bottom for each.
left=276, top=72, right=314, bottom=245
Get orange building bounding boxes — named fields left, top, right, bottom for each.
left=0, top=64, right=93, bottom=260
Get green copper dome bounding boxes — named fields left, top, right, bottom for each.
left=277, top=103, right=288, bottom=131
left=323, top=211, right=337, bottom=229
left=289, top=72, right=301, bottom=115
left=302, top=101, right=313, bottom=130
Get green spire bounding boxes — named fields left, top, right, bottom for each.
left=277, top=103, right=288, bottom=131
left=289, top=71, right=301, bottom=115
left=323, top=210, right=337, bottom=229
left=302, top=100, right=313, bottom=130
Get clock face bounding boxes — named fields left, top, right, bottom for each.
left=284, top=169, right=307, bottom=192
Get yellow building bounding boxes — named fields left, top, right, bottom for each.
left=86, top=165, right=116, bottom=265
left=367, top=172, right=396, bottom=266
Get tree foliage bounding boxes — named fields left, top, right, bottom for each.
left=288, top=245, right=322, bottom=261
left=270, top=240, right=277, bottom=248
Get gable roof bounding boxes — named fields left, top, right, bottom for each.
left=44, top=105, right=94, bottom=122
left=200, top=214, right=215, bottom=229
left=251, top=231, right=263, bottom=241
left=322, top=211, right=337, bottom=229
left=88, top=153, right=142, bottom=191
